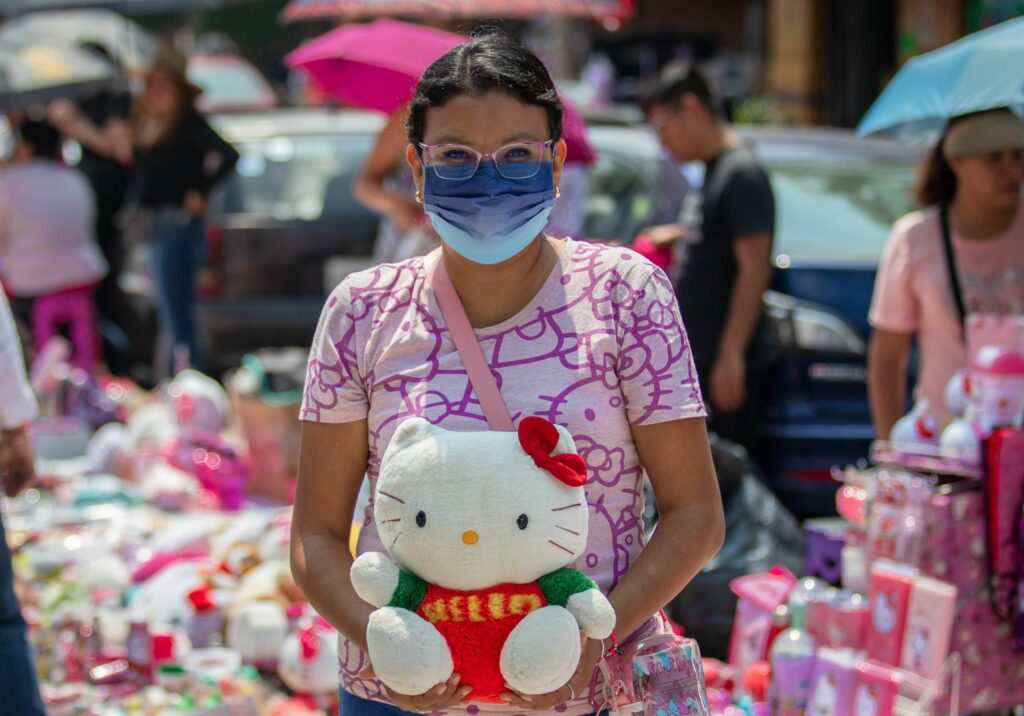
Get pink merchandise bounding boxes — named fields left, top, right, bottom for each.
left=900, top=576, right=957, bottom=680
left=865, top=471, right=929, bottom=565
left=727, top=566, right=798, bottom=674
left=822, top=594, right=868, bottom=651
left=805, top=647, right=857, bottom=716
left=972, top=347, right=1024, bottom=431
left=864, top=562, right=915, bottom=667
left=850, top=661, right=900, bottom=716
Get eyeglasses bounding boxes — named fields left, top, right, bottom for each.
left=418, top=139, right=554, bottom=181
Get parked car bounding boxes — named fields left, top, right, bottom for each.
left=199, top=108, right=384, bottom=371
left=585, top=123, right=922, bottom=516
left=189, top=53, right=278, bottom=114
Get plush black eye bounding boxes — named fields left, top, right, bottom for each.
left=517, top=514, right=529, bottom=530
left=416, top=511, right=427, bottom=528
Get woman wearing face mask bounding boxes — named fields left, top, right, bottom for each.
left=291, top=33, right=724, bottom=716
left=131, top=46, right=238, bottom=375
left=869, top=108, right=1024, bottom=438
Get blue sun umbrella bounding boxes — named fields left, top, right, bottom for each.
left=858, top=15, right=1024, bottom=136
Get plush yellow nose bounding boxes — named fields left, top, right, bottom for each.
left=462, top=530, right=479, bottom=545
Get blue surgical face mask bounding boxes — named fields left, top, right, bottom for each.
left=421, top=161, right=555, bottom=265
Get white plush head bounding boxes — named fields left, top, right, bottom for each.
left=375, top=417, right=589, bottom=591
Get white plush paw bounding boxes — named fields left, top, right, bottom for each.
left=566, top=589, right=616, bottom=639
left=350, top=552, right=400, bottom=608
left=501, top=606, right=580, bottom=695
left=366, top=607, right=454, bottom=696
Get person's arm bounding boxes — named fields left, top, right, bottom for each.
left=867, top=217, right=919, bottom=439
left=0, top=291, right=39, bottom=498
left=182, top=112, right=240, bottom=216
left=711, top=232, right=773, bottom=412
left=48, top=98, right=133, bottom=165
left=869, top=329, right=912, bottom=440
left=290, top=419, right=372, bottom=645
left=354, top=107, right=424, bottom=232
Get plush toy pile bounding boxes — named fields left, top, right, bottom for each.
left=6, top=341, right=339, bottom=716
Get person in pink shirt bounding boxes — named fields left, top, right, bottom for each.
left=292, top=33, right=724, bottom=716
left=0, top=120, right=107, bottom=372
left=868, top=108, right=1024, bottom=436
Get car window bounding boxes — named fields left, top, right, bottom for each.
left=765, top=161, right=918, bottom=263
left=220, top=134, right=379, bottom=224
left=189, top=63, right=270, bottom=105
left=583, top=152, right=679, bottom=241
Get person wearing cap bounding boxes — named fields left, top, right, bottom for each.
left=0, top=290, right=45, bottom=715
left=869, top=108, right=1024, bottom=437
left=131, top=45, right=238, bottom=375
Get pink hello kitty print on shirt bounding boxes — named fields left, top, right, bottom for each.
left=302, top=239, right=705, bottom=714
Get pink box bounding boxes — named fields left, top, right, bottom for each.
left=851, top=660, right=900, bottom=716
left=805, top=647, right=858, bottom=716
left=822, top=594, right=869, bottom=651
left=899, top=575, right=957, bottom=680
left=864, top=561, right=915, bottom=666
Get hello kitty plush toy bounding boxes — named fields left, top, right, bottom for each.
left=888, top=400, right=939, bottom=449
left=350, top=416, right=616, bottom=703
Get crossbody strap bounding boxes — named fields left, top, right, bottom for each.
left=939, top=205, right=967, bottom=341
left=428, top=255, right=515, bottom=432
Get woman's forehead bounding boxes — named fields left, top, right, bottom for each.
left=422, top=90, right=549, bottom=146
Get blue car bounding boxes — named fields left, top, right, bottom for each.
left=582, top=124, right=922, bottom=516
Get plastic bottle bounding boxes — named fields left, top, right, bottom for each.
left=185, top=585, right=224, bottom=649
left=768, top=590, right=817, bottom=716
left=126, top=619, right=153, bottom=687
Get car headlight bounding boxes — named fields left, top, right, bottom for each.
left=764, top=291, right=866, bottom=355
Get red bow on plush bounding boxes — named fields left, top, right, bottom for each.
left=518, top=416, right=587, bottom=487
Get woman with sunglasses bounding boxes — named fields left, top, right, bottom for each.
left=291, top=33, right=724, bottom=716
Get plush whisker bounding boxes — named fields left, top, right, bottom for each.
left=555, top=525, right=581, bottom=536
left=548, top=540, right=575, bottom=555
left=381, top=518, right=402, bottom=523
left=390, top=532, right=402, bottom=551
left=378, top=490, right=406, bottom=504
left=551, top=503, right=581, bottom=512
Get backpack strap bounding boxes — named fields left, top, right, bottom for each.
left=939, top=206, right=966, bottom=341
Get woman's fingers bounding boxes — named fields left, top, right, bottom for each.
left=385, top=674, right=471, bottom=712
left=499, top=683, right=575, bottom=711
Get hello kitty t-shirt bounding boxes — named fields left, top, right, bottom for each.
left=301, top=238, right=706, bottom=714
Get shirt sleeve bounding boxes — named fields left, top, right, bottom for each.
left=300, top=278, right=370, bottom=423
left=388, top=569, right=428, bottom=611
left=616, top=267, right=706, bottom=425
left=537, top=567, right=599, bottom=607
left=869, top=218, right=919, bottom=333
left=0, top=292, right=39, bottom=429
left=187, top=113, right=240, bottom=196
left=723, top=165, right=775, bottom=240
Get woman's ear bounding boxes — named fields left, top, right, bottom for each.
left=406, top=143, right=425, bottom=198
left=552, top=138, right=568, bottom=191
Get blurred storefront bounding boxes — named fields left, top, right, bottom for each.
left=765, top=0, right=1022, bottom=128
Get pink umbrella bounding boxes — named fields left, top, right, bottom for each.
left=281, top=0, right=636, bottom=23
left=286, top=18, right=596, bottom=164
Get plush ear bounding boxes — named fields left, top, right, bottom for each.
left=551, top=422, right=577, bottom=456
left=389, top=417, right=437, bottom=452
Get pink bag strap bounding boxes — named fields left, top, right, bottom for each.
left=428, top=256, right=515, bottom=432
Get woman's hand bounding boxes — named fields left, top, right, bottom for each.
left=182, top=190, right=208, bottom=218
left=358, top=665, right=472, bottom=712
left=1, top=425, right=36, bottom=498
left=500, top=634, right=601, bottom=710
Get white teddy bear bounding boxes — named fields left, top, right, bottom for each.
left=351, top=416, right=616, bottom=703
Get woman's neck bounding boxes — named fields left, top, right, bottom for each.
left=948, top=194, right=1018, bottom=240
left=442, top=236, right=559, bottom=328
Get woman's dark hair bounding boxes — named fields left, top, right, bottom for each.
left=407, top=32, right=563, bottom=148
left=914, top=110, right=1001, bottom=206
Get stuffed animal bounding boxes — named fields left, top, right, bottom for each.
left=351, top=416, right=615, bottom=703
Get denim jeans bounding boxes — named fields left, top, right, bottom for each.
left=148, top=209, right=206, bottom=374
left=339, top=690, right=605, bottom=716
left=0, top=515, right=45, bottom=715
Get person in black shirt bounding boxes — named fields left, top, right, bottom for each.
left=132, top=46, right=238, bottom=375
left=639, top=62, right=774, bottom=466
